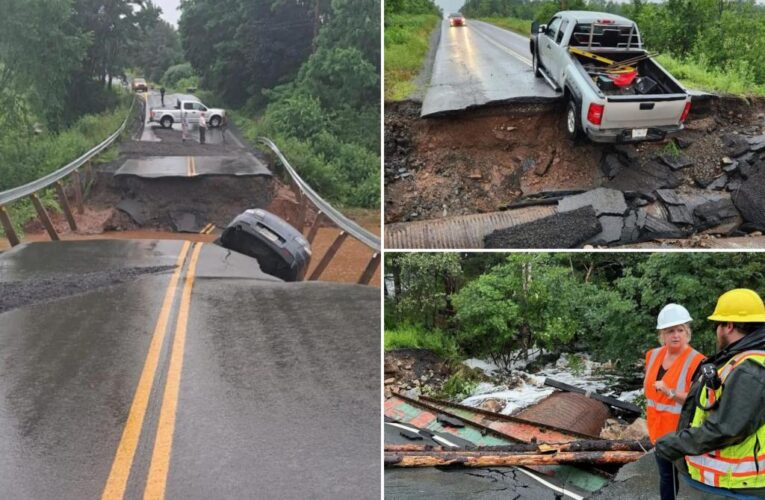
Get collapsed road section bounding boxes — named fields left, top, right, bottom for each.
left=385, top=95, right=765, bottom=248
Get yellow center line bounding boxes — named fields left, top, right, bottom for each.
left=101, top=241, right=192, bottom=500
left=203, top=223, right=215, bottom=235
left=190, top=157, right=196, bottom=177
left=198, top=223, right=212, bottom=234
left=186, top=157, right=191, bottom=177
left=144, top=242, right=204, bottom=500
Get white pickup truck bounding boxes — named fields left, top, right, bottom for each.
left=530, top=11, right=691, bottom=143
left=149, top=95, right=226, bottom=129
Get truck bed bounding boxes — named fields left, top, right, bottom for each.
left=571, top=50, right=684, bottom=97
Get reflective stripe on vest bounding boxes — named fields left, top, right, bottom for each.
left=645, top=399, right=682, bottom=414
left=686, top=351, right=765, bottom=489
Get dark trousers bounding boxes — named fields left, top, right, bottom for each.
left=199, top=126, right=206, bottom=144
left=656, top=454, right=680, bottom=500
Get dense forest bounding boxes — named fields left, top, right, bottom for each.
left=179, top=0, right=381, bottom=208
left=0, top=0, right=182, bottom=192
left=460, top=0, right=765, bottom=91
left=385, top=253, right=765, bottom=371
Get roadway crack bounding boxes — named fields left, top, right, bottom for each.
left=0, top=265, right=176, bottom=314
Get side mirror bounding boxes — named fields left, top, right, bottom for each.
left=531, top=21, right=539, bottom=34
left=539, top=24, right=547, bottom=34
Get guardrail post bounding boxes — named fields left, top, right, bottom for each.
left=72, top=170, right=84, bottom=214
left=308, top=230, right=348, bottom=281
left=306, top=211, right=325, bottom=244
left=358, top=252, right=380, bottom=285
left=29, top=193, right=60, bottom=241
left=55, top=181, right=77, bottom=231
left=289, top=181, right=305, bottom=233
left=0, top=205, right=20, bottom=247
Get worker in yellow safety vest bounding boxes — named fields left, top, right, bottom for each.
left=656, top=289, right=765, bottom=499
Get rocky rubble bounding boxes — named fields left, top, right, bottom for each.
left=486, top=128, right=765, bottom=247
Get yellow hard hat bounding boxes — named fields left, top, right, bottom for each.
left=708, top=288, right=765, bottom=323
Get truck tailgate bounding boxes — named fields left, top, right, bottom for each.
left=601, top=95, right=687, bottom=129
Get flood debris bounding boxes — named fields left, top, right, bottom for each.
left=544, top=378, right=642, bottom=417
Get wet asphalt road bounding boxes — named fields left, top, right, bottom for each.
left=0, top=240, right=380, bottom=499
left=115, top=156, right=271, bottom=178
left=385, top=467, right=590, bottom=499
left=421, top=20, right=560, bottom=116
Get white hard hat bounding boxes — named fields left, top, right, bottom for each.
left=656, top=304, right=693, bottom=330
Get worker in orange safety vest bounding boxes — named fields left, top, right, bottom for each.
left=644, top=303, right=705, bottom=500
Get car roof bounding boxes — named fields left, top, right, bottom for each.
left=556, top=10, right=634, bottom=25
left=175, top=94, right=201, bottom=103
left=134, top=78, right=146, bottom=82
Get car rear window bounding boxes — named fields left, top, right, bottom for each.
left=570, top=23, right=640, bottom=48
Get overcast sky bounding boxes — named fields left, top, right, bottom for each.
left=153, top=0, right=181, bottom=26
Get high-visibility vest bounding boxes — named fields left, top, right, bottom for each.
left=644, top=345, right=704, bottom=444
left=686, top=350, right=765, bottom=489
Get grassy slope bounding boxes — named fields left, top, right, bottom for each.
left=479, top=16, right=765, bottom=97
left=385, top=13, right=440, bottom=101
left=0, top=99, right=132, bottom=238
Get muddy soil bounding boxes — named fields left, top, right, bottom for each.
left=385, top=96, right=765, bottom=224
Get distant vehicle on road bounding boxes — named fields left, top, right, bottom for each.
left=149, top=95, right=226, bottom=129
left=449, top=13, right=465, bottom=27
left=132, top=78, right=148, bottom=92
left=530, top=11, right=691, bottom=143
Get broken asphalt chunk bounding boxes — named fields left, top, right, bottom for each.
left=655, top=189, right=683, bottom=205
left=665, top=204, right=694, bottom=225
left=484, top=206, right=602, bottom=249
left=658, top=153, right=693, bottom=170
left=642, top=215, right=689, bottom=239
left=558, top=188, right=627, bottom=216
left=600, top=154, right=624, bottom=179
left=723, top=133, right=751, bottom=157
left=733, top=169, right=765, bottom=226
left=694, top=198, right=741, bottom=231
left=605, top=160, right=680, bottom=195
left=591, top=215, right=624, bottom=245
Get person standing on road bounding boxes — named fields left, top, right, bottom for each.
left=198, top=112, right=206, bottom=144
left=656, top=289, right=765, bottom=499
left=160, top=86, right=166, bottom=106
left=645, top=304, right=705, bottom=500
left=181, top=111, right=189, bottom=143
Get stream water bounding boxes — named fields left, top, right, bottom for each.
left=460, top=353, right=643, bottom=416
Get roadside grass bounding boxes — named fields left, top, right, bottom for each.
left=476, top=16, right=532, bottom=35
left=0, top=98, right=132, bottom=240
left=232, top=110, right=379, bottom=209
left=385, top=13, right=441, bottom=101
left=656, top=54, right=765, bottom=97
left=384, top=324, right=460, bottom=361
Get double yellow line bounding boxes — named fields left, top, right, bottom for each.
left=199, top=223, right=215, bottom=235
left=185, top=156, right=196, bottom=177
left=102, top=241, right=204, bottom=500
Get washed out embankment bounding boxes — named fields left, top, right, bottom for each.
left=385, top=95, right=765, bottom=248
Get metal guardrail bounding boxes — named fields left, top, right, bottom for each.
left=0, top=96, right=138, bottom=246
left=257, top=137, right=380, bottom=284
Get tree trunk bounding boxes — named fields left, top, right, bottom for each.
left=385, top=450, right=645, bottom=467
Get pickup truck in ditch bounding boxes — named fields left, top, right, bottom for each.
left=530, top=11, right=691, bottom=143
left=149, top=95, right=226, bottom=129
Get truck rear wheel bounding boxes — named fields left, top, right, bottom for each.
left=161, top=116, right=173, bottom=129
left=565, top=99, right=583, bottom=141
left=209, top=116, right=221, bottom=128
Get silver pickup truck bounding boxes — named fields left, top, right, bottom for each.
left=149, top=95, right=226, bottom=129
left=530, top=11, right=691, bottom=143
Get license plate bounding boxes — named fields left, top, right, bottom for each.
left=632, top=128, right=648, bottom=139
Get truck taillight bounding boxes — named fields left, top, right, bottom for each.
left=597, top=19, right=615, bottom=24
left=587, top=103, right=605, bottom=125
left=680, top=101, right=691, bottom=123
